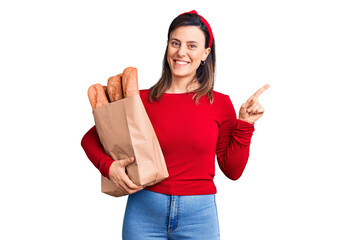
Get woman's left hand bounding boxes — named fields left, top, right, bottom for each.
left=238, top=84, right=270, bottom=125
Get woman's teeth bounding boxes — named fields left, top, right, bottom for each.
left=176, top=61, right=188, bottom=65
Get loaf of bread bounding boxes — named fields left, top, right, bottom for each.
left=122, top=67, right=139, bottom=97
left=107, top=74, right=123, bottom=102
left=87, top=84, right=109, bottom=110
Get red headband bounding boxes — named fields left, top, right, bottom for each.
left=179, top=10, right=213, bottom=48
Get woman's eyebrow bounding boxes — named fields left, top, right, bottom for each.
left=170, top=38, right=198, bottom=44
left=170, top=38, right=180, bottom=42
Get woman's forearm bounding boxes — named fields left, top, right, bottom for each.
left=81, top=125, right=114, bottom=179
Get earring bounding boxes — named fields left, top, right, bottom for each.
left=200, top=60, right=206, bottom=65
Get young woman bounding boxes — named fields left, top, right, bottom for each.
left=81, top=10, right=269, bottom=240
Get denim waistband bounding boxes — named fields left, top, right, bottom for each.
left=122, top=189, right=220, bottom=239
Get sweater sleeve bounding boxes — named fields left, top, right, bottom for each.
left=80, top=125, right=115, bottom=179
left=216, top=95, right=255, bottom=180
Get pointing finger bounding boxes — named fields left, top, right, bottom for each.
left=253, top=84, right=270, bottom=98
left=247, top=84, right=270, bottom=102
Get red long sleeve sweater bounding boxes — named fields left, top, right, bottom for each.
left=81, top=89, right=255, bottom=195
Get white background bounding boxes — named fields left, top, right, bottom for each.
left=1, top=0, right=358, bottom=239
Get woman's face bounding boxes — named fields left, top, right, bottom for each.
left=167, top=26, right=210, bottom=81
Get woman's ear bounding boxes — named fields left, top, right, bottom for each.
left=202, top=48, right=211, bottom=61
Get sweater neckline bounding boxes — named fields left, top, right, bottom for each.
left=163, top=91, right=195, bottom=95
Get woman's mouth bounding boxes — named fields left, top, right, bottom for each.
left=174, top=60, right=190, bottom=67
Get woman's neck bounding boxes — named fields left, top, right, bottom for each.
left=166, top=75, right=200, bottom=93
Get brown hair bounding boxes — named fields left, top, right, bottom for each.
left=148, top=12, right=216, bottom=105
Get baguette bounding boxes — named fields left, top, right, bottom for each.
left=122, top=67, right=139, bottom=97
left=87, top=83, right=109, bottom=110
left=107, top=74, right=123, bottom=102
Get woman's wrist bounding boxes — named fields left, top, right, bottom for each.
left=238, top=118, right=254, bottom=125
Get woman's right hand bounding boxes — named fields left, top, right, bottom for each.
left=108, top=157, right=144, bottom=195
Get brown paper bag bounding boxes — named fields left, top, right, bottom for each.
left=92, top=94, right=168, bottom=197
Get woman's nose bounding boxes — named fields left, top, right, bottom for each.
left=177, top=45, right=187, bottom=57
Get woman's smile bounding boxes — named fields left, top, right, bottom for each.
left=174, top=59, right=190, bottom=67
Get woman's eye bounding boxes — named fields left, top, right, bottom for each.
left=171, top=41, right=180, bottom=47
left=189, top=44, right=197, bottom=49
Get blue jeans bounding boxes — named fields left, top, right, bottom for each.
left=122, top=189, right=220, bottom=240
